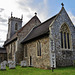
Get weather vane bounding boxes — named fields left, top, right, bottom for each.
left=61, top=3, right=64, bottom=7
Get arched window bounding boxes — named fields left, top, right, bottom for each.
left=60, top=23, right=71, bottom=49
left=37, top=41, right=41, bottom=56
left=15, top=23, right=18, bottom=30
left=24, top=45, right=27, bottom=57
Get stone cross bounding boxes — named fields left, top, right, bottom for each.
left=61, top=3, right=64, bottom=7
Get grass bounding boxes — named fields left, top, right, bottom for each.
left=0, top=66, right=75, bottom=75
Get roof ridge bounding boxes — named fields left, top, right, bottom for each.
left=17, top=15, right=41, bottom=33
left=33, top=14, right=57, bottom=29
left=21, top=14, right=57, bottom=43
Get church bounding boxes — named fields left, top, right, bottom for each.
left=4, top=4, right=75, bottom=69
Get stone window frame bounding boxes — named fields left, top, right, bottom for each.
left=37, top=41, right=41, bottom=56
left=60, top=23, right=72, bottom=51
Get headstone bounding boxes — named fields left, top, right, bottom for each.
left=21, top=60, right=26, bottom=67
left=0, top=62, right=6, bottom=70
left=7, top=61, right=12, bottom=66
left=3, top=60, right=7, bottom=66
left=8, top=60, right=12, bottom=64
left=9, top=61, right=15, bottom=69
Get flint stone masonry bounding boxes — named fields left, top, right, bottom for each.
left=5, top=16, right=41, bottom=63
left=24, top=36, right=50, bottom=69
left=4, top=7, right=75, bottom=69
left=15, top=16, right=41, bottom=63
left=0, top=47, right=7, bottom=63
left=6, top=41, right=17, bottom=62
left=50, top=7, right=75, bottom=66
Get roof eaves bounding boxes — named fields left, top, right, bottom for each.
left=4, top=37, right=17, bottom=46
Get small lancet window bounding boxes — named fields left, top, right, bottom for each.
left=37, top=41, right=41, bottom=56
left=24, top=45, right=27, bottom=57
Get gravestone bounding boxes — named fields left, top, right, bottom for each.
left=8, top=60, right=12, bottom=64
left=8, top=60, right=12, bottom=66
left=21, top=60, right=26, bottom=67
left=3, top=60, right=7, bottom=66
left=9, top=61, right=15, bottom=69
left=0, top=62, right=6, bottom=70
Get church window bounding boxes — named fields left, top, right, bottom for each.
left=14, top=42, right=15, bottom=52
left=15, top=23, right=18, bottom=30
left=60, top=23, right=71, bottom=50
left=64, top=32, right=67, bottom=48
left=24, top=45, right=27, bottom=57
left=67, top=33, right=70, bottom=49
left=9, top=44, right=11, bottom=53
left=60, top=32, right=63, bottom=48
left=37, top=41, right=41, bottom=56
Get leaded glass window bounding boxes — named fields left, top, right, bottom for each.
left=60, top=23, right=71, bottom=49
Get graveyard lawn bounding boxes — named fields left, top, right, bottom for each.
left=0, top=66, right=75, bottom=75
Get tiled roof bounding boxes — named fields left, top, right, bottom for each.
left=21, top=14, right=57, bottom=43
left=4, top=15, right=41, bottom=46
left=4, top=33, right=17, bottom=46
left=17, top=15, right=41, bottom=33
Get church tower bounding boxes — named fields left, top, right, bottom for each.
left=7, top=13, right=22, bottom=39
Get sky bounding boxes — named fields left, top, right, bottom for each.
left=0, top=0, right=75, bottom=47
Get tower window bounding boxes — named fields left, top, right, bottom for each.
left=15, top=23, right=18, bottom=30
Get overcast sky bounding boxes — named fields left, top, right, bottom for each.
left=0, top=0, right=75, bottom=46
